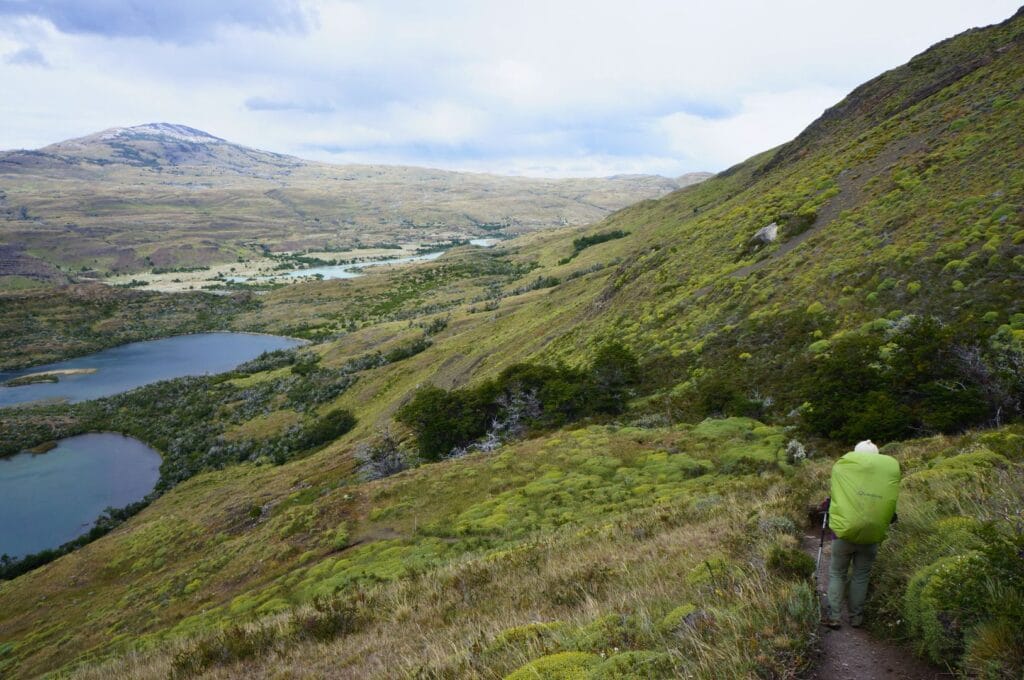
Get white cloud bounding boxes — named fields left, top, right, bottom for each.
left=0, top=0, right=1020, bottom=176
left=657, top=87, right=849, bottom=170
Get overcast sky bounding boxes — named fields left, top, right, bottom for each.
left=0, top=1, right=1019, bottom=177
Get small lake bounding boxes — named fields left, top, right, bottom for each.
left=0, top=332, right=304, bottom=408
left=0, top=433, right=162, bottom=559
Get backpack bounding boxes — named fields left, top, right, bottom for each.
left=829, top=451, right=900, bottom=544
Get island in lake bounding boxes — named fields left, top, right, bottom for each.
left=3, top=368, right=98, bottom=387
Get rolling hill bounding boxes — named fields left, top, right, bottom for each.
left=0, top=124, right=703, bottom=282
left=0, top=7, right=1022, bottom=680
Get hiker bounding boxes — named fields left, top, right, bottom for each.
left=821, top=439, right=900, bottom=629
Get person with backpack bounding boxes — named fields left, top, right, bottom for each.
left=821, top=439, right=900, bottom=629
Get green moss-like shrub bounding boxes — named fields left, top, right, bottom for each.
left=504, top=651, right=602, bottom=679
left=486, top=621, right=569, bottom=660
left=590, top=651, right=676, bottom=679
left=766, top=546, right=816, bottom=580
left=904, top=551, right=991, bottom=664
left=659, top=603, right=698, bottom=634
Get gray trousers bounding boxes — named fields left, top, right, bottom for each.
left=827, top=537, right=878, bottom=624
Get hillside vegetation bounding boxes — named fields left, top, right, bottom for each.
left=0, top=8, right=1023, bottom=679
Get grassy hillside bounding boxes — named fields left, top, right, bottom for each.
left=1, top=8, right=1023, bottom=679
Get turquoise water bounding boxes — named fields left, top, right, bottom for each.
left=0, top=332, right=303, bottom=408
left=0, top=433, right=162, bottom=559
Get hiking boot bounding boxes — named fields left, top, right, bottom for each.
left=822, top=617, right=841, bottom=630
left=850, top=617, right=864, bottom=628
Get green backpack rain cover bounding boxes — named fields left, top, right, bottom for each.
left=829, top=451, right=900, bottom=544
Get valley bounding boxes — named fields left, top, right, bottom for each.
left=0, top=7, right=1022, bottom=680
left=0, top=124, right=705, bottom=287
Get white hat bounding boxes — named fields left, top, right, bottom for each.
left=855, top=440, right=879, bottom=454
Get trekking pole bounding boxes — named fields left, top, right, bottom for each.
left=815, top=505, right=828, bottom=584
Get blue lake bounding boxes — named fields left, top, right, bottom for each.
left=0, top=332, right=304, bottom=408
left=0, top=433, right=162, bottom=559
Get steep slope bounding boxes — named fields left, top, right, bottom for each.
left=0, top=124, right=693, bottom=280
left=0, top=8, right=1023, bottom=680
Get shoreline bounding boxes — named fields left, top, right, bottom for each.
left=0, top=330, right=308, bottom=375
left=4, top=368, right=98, bottom=387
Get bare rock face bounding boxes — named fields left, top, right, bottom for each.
left=752, top=222, right=779, bottom=245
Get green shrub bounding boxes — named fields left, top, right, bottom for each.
left=766, top=546, right=816, bottom=580
left=590, top=651, right=676, bottom=678
left=486, top=621, right=568, bottom=657
left=301, top=408, right=357, bottom=448
left=659, top=603, right=698, bottom=634
left=397, top=344, right=640, bottom=460
left=802, top=316, right=1019, bottom=440
left=505, top=651, right=602, bottom=679
left=905, top=551, right=990, bottom=664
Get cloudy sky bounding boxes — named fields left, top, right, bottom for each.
left=0, top=1, right=1019, bottom=177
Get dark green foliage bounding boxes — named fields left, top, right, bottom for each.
left=383, top=337, right=431, bottom=363
left=694, top=373, right=767, bottom=420
left=591, top=341, right=642, bottom=414
left=396, top=385, right=496, bottom=461
left=397, top=343, right=641, bottom=460
left=766, top=546, right=816, bottom=580
left=236, top=348, right=299, bottom=373
left=572, top=230, right=629, bottom=256
left=510, top=276, right=562, bottom=295
left=290, top=352, right=321, bottom=376
left=559, top=230, right=630, bottom=263
left=300, top=409, right=357, bottom=449
left=803, top=316, right=1022, bottom=441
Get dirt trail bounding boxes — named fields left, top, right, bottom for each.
left=801, top=532, right=948, bottom=680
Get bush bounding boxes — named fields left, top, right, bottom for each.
left=397, top=344, right=641, bottom=460
left=905, top=551, right=991, bottom=664
left=766, top=546, right=816, bottom=580
left=591, top=651, right=676, bottom=678
left=301, top=409, right=357, bottom=448
left=505, top=652, right=602, bottom=680
left=659, top=603, right=698, bottom=634
left=288, top=595, right=362, bottom=641
left=563, top=230, right=630, bottom=262
left=802, top=316, right=1023, bottom=440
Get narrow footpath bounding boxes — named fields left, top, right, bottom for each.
left=802, top=532, right=948, bottom=680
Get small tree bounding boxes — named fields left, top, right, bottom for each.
left=590, top=341, right=641, bottom=414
